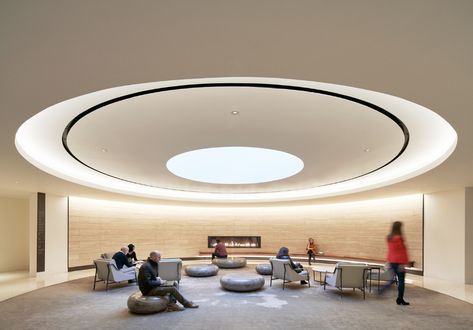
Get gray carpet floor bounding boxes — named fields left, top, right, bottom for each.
left=1, top=266, right=472, bottom=330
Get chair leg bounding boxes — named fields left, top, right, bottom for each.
left=93, top=267, right=98, bottom=290
left=106, top=267, right=111, bottom=292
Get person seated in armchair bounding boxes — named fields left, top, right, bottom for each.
left=138, top=250, right=198, bottom=311
left=113, top=246, right=136, bottom=271
left=276, top=246, right=307, bottom=284
left=211, top=239, right=228, bottom=260
left=126, top=243, right=139, bottom=264
left=112, top=246, right=137, bottom=282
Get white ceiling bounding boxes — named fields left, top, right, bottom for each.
left=1, top=1, right=472, bottom=206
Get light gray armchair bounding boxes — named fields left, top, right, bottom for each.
left=324, top=263, right=369, bottom=299
left=100, top=251, right=116, bottom=260
left=158, top=258, right=182, bottom=287
left=269, top=258, right=310, bottom=290
left=93, top=259, right=136, bottom=291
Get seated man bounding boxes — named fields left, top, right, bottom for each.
left=138, top=250, right=198, bottom=311
left=112, top=246, right=137, bottom=277
left=276, top=246, right=308, bottom=284
left=211, top=239, right=228, bottom=260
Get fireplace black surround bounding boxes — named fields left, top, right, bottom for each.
left=208, top=236, right=261, bottom=248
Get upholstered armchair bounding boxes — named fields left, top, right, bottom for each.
left=269, top=258, right=310, bottom=290
left=324, top=263, right=369, bottom=299
left=93, top=259, right=136, bottom=291
left=100, top=251, right=116, bottom=260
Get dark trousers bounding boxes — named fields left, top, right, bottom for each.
left=211, top=253, right=227, bottom=260
left=382, top=263, right=405, bottom=299
left=147, top=284, right=189, bottom=306
left=391, top=263, right=406, bottom=299
left=307, top=250, right=316, bottom=264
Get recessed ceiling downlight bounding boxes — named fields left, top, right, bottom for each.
left=166, top=147, right=304, bottom=184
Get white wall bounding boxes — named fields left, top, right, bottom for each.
left=424, top=188, right=466, bottom=283
left=0, top=196, right=29, bottom=272
left=45, top=195, right=68, bottom=273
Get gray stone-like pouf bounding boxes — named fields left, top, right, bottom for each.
left=255, top=264, right=272, bottom=275
left=185, top=264, right=219, bottom=277
left=127, top=291, right=169, bottom=314
left=212, top=257, right=247, bottom=269
left=220, top=273, right=265, bottom=292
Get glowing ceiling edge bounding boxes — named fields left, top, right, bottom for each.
left=15, top=77, right=457, bottom=202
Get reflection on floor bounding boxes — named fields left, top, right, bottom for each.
left=1, top=261, right=472, bottom=304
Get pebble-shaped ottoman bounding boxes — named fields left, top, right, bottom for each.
left=212, top=257, right=247, bottom=269
left=127, top=291, right=169, bottom=314
left=185, top=264, right=219, bottom=277
left=255, top=264, right=272, bottom=275
left=220, top=273, right=265, bottom=292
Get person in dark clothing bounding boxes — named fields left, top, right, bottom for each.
left=127, top=243, right=138, bottom=263
left=112, top=246, right=136, bottom=269
left=276, top=246, right=307, bottom=284
left=112, top=246, right=136, bottom=283
left=138, top=250, right=198, bottom=311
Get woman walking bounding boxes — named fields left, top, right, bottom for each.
left=386, top=221, right=410, bottom=305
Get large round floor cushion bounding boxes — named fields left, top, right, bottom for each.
left=220, top=273, right=265, bottom=292
left=127, top=291, right=169, bottom=314
left=255, top=264, right=272, bottom=275
left=212, top=257, right=247, bottom=269
left=185, top=264, right=219, bottom=277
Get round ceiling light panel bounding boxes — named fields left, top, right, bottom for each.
left=166, top=146, right=304, bottom=184
left=15, top=77, right=457, bottom=202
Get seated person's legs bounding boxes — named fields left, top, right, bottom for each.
left=147, top=286, right=198, bottom=308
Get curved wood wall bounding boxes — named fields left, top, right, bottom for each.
left=69, top=195, right=422, bottom=268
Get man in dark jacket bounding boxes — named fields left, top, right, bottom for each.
left=138, top=250, right=198, bottom=310
left=112, top=246, right=136, bottom=283
left=113, top=246, right=136, bottom=269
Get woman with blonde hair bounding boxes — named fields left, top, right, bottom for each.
left=306, top=237, right=317, bottom=265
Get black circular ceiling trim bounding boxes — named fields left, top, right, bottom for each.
left=62, top=82, right=410, bottom=194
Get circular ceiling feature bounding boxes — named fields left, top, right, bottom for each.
left=15, top=77, right=457, bottom=203
left=166, top=147, right=304, bottom=184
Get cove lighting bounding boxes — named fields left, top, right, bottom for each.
left=166, top=147, right=304, bottom=184
left=15, top=77, right=457, bottom=203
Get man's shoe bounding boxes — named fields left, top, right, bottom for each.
left=184, top=302, right=199, bottom=308
left=166, top=303, right=185, bottom=312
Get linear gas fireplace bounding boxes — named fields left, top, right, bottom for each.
left=208, top=236, right=261, bottom=248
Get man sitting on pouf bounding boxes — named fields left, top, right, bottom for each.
left=211, top=239, right=228, bottom=260
left=138, top=250, right=198, bottom=311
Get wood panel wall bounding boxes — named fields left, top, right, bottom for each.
left=69, top=195, right=423, bottom=268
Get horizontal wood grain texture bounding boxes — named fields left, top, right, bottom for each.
left=69, top=196, right=422, bottom=268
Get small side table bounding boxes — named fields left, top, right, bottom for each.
left=367, top=266, right=381, bottom=293
left=312, top=268, right=329, bottom=286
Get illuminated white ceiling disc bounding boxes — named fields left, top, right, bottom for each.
left=166, top=147, right=304, bottom=184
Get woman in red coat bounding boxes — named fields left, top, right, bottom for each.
left=386, top=221, right=410, bottom=305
